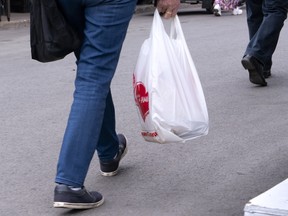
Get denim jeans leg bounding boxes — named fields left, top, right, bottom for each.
left=55, top=0, right=137, bottom=187
left=245, top=0, right=288, bottom=64
left=245, top=0, right=263, bottom=40
left=96, top=90, right=119, bottom=162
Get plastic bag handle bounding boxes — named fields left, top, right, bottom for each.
left=151, top=9, right=185, bottom=41
left=170, top=15, right=185, bottom=41
left=150, top=9, right=168, bottom=39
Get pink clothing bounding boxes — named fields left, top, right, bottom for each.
left=214, top=0, right=239, bottom=10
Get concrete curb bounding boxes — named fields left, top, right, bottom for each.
left=0, top=5, right=155, bottom=30
left=0, top=18, right=30, bottom=29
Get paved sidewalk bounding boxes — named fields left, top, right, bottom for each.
left=2, top=4, right=288, bottom=216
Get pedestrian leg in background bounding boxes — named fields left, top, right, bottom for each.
left=241, top=0, right=288, bottom=86
left=213, top=0, right=242, bottom=16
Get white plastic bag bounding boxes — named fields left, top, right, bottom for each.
left=133, top=10, right=209, bottom=144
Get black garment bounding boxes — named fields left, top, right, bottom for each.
left=30, top=0, right=81, bottom=62
left=244, top=0, right=288, bottom=71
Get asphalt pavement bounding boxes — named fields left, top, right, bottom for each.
left=1, top=4, right=288, bottom=216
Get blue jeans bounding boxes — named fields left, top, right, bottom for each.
left=55, top=0, right=137, bottom=187
left=244, top=0, right=288, bottom=70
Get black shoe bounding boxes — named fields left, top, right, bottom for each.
left=53, top=185, right=104, bottom=209
left=100, top=134, right=128, bottom=177
left=263, top=69, right=271, bottom=78
left=241, top=55, right=267, bottom=86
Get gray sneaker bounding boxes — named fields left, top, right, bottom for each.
left=99, top=134, right=128, bottom=177
left=53, top=185, right=104, bottom=209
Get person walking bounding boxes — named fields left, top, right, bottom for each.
left=53, top=0, right=180, bottom=210
left=213, top=0, right=243, bottom=16
left=241, top=0, right=288, bottom=86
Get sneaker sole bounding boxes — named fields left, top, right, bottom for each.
left=53, top=197, right=104, bottom=209
left=100, top=135, right=128, bottom=177
left=241, top=58, right=267, bottom=86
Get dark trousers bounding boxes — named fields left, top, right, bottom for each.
left=244, top=0, right=288, bottom=70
